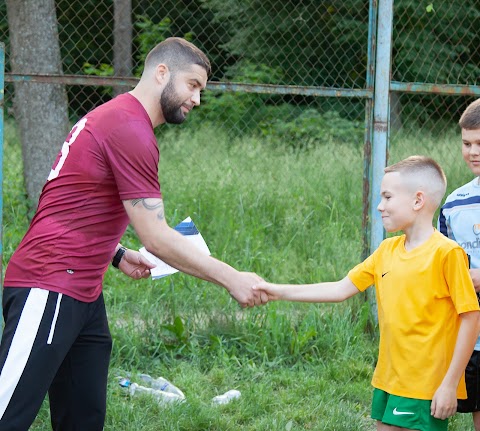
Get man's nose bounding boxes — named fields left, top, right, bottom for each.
left=191, top=90, right=201, bottom=107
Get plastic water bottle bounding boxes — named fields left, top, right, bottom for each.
left=138, top=374, right=185, bottom=399
left=129, top=383, right=184, bottom=405
left=211, top=389, right=241, bottom=405
left=118, top=377, right=131, bottom=388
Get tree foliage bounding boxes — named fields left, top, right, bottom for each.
left=204, top=0, right=369, bottom=89
left=391, top=1, right=480, bottom=129
left=2, top=0, right=479, bottom=130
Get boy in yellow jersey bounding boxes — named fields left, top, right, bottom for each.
left=254, top=155, right=480, bottom=431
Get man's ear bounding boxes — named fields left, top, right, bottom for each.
left=413, top=191, right=425, bottom=211
left=155, top=64, right=169, bottom=84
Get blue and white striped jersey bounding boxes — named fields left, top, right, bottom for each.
left=438, top=177, right=480, bottom=350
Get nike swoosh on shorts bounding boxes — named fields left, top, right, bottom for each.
left=393, top=407, right=414, bottom=415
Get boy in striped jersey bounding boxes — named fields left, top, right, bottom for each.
left=438, top=98, right=480, bottom=431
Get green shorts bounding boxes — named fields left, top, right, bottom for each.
left=371, top=389, right=448, bottom=431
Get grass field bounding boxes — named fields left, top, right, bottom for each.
left=2, top=122, right=476, bottom=430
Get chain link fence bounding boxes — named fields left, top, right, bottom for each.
left=2, top=0, right=370, bottom=143
left=1, top=0, right=479, bottom=251
left=390, top=1, right=480, bottom=187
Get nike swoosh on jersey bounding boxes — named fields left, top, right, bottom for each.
left=392, top=407, right=414, bottom=415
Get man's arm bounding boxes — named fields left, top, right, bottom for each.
left=431, top=310, right=480, bottom=420
left=123, top=197, right=266, bottom=307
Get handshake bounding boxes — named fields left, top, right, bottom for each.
left=119, top=247, right=279, bottom=308
left=227, top=271, right=277, bottom=308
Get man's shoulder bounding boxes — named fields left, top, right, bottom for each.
left=85, top=95, right=153, bottom=143
left=87, top=94, right=148, bottom=124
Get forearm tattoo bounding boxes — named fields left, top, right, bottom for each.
left=131, top=198, right=165, bottom=221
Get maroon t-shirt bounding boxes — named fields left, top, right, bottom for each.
left=4, top=93, right=162, bottom=302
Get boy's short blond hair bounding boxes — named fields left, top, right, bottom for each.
left=459, top=99, right=480, bottom=130
left=384, top=155, right=447, bottom=209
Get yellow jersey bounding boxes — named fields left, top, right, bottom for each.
left=348, top=230, right=479, bottom=400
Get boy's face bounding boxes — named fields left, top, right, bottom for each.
left=377, top=172, right=416, bottom=232
left=462, top=128, right=480, bottom=177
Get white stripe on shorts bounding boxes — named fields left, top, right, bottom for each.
left=0, top=288, right=49, bottom=419
left=47, top=293, right=62, bottom=344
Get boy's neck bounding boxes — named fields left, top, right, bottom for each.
left=403, top=219, right=435, bottom=251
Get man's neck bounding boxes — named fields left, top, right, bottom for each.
left=129, top=88, right=165, bottom=128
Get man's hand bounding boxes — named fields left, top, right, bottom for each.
left=226, top=272, right=269, bottom=308
left=118, top=248, right=156, bottom=280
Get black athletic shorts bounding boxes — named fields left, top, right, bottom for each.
left=0, top=287, right=112, bottom=431
left=458, top=350, right=480, bottom=413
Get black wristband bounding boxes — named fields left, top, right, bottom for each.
left=112, top=246, right=127, bottom=268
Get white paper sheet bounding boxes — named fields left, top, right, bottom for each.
left=139, top=217, right=211, bottom=279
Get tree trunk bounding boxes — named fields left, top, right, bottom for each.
left=113, top=0, right=133, bottom=97
left=6, top=0, right=69, bottom=208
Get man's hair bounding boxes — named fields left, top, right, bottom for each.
left=459, top=99, right=480, bottom=130
left=144, top=37, right=211, bottom=77
left=384, top=155, right=447, bottom=208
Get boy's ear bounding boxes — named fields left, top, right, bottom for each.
left=413, top=191, right=425, bottom=211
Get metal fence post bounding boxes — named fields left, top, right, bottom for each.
left=371, top=0, right=393, bottom=252
left=362, top=0, right=378, bottom=325
left=367, top=0, right=394, bottom=324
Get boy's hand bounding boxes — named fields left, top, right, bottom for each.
left=430, top=384, right=457, bottom=420
left=252, top=281, right=282, bottom=301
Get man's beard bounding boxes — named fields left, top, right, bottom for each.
left=160, top=78, right=186, bottom=124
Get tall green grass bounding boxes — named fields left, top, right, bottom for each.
left=2, top=121, right=474, bottom=430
